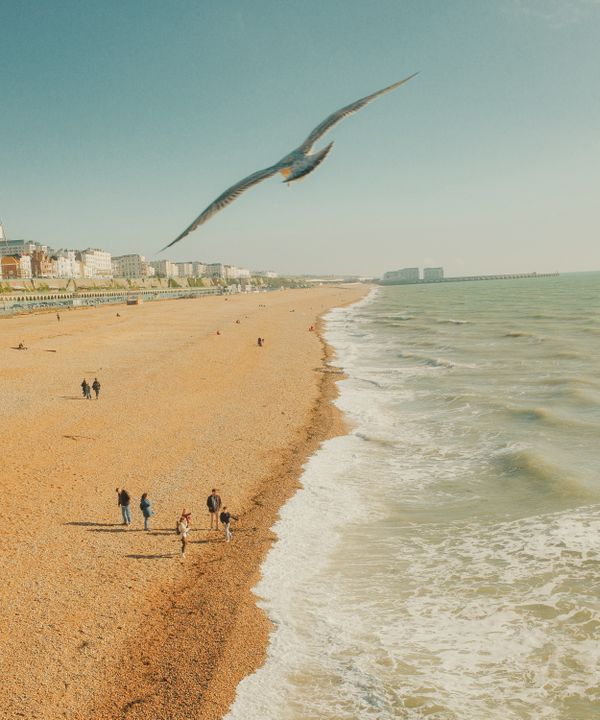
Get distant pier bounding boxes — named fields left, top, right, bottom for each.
left=379, top=272, right=559, bottom=286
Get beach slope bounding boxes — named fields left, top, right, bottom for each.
left=0, top=285, right=368, bottom=720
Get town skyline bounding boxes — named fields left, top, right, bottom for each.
left=0, top=221, right=276, bottom=283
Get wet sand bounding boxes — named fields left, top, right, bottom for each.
left=0, top=285, right=368, bottom=720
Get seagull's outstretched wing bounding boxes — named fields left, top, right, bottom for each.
left=161, top=162, right=284, bottom=251
left=299, top=72, right=419, bottom=154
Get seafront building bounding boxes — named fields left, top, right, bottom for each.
left=53, top=250, right=80, bottom=279
left=192, top=261, right=207, bottom=277
left=148, top=259, right=179, bottom=278
left=0, top=254, right=32, bottom=279
left=0, top=239, right=50, bottom=257
left=78, top=248, right=113, bottom=278
left=383, top=267, right=420, bottom=283
left=0, top=220, right=272, bottom=285
left=423, top=267, right=444, bottom=281
left=112, top=254, right=154, bottom=279
left=175, top=262, right=193, bottom=278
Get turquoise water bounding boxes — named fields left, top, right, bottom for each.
left=226, top=273, right=600, bottom=719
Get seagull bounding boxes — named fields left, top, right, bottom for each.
left=161, top=72, right=418, bottom=251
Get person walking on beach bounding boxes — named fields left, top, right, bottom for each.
left=56, top=312, right=60, bottom=322
left=81, top=378, right=91, bottom=400
left=207, top=489, right=222, bottom=530
left=177, top=510, right=191, bottom=558
left=219, top=506, right=238, bottom=542
left=139, top=493, right=153, bottom=531
left=92, top=378, right=101, bottom=400
left=117, top=487, right=132, bottom=525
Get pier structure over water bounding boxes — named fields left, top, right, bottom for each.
left=379, top=271, right=559, bottom=286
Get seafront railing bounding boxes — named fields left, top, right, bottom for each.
left=0, top=286, right=223, bottom=316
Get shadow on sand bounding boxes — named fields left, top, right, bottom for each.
left=126, top=553, right=175, bottom=560
left=65, top=521, right=119, bottom=527
left=88, top=527, right=144, bottom=533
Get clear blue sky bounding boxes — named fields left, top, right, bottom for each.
left=1, top=0, right=599, bottom=275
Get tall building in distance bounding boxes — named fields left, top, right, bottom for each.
left=382, top=267, right=420, bottom=283
left=423, top=267, right=444, bottom=281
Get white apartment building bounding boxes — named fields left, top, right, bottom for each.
left=175, top=262, right=193, bottom=277
left=205, top=263, right=227, bottom=279
left=80, top=248, right=112, bottom=278
left=227, top=266, right=251, bottom=280
left=423, top=267, right=444, bottom=281
left=16, top=254, right=32, bottom=278
left=254, top=270, right=278, bottom=278
left=53, top=250, right=80, bottom=278
left=149, top=259, right=179, bottom=278
left=113, top=254, right=152, bottom=278
left=191, top=261, right=206, bottom=278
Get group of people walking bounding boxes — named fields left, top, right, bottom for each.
left=81, top=377, right=101, bottom=400
left=115, top=486, right=238, bottom=558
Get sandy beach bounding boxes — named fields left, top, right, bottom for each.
left=0, top=285, right=368, bottom=720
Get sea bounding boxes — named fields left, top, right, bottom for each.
left=225, top=272, right=600, bottom=720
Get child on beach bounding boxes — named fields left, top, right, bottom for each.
left=177, top=509, right=191, bottom=558
left=219, top=507, right=239, bottom=542
left=139, top=493, right=153, bottom=531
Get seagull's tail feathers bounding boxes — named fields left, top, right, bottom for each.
left=284, top=142, right=334, bottom=183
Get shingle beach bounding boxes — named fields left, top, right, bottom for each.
left=0, top=285, right=368, bottom=720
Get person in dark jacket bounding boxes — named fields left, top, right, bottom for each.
left=116, top=487, right=132, bottom=525
left=219, top=507, right=238, bottom=542
left=206, top=489, right=222, bottom=530
left=92, top=378, right=101, bottom=400
left=140, top=493, right=153, bottom=530
left=81, top=378, right=91, bottom=399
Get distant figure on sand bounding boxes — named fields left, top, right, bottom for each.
left=257, top=337, right=263, bottom=347
left=206, top=489, right=222, bottom=530
left=56, top=312, right=60, bottom=322
left=17, top=342, right=27, bottom=350
left=219, top=507, right=238, bottom=542
left=117, top=487, right=132, bottom=525
left=139, top=493, right=153, bottom=530
left=92, top=378, right=101, bottom=399
left=177, top=510, right=191, bottom=558
left=81, top=379, right=91, bottom=400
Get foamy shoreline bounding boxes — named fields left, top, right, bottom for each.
left=0, top=284, right=369, bottom=720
